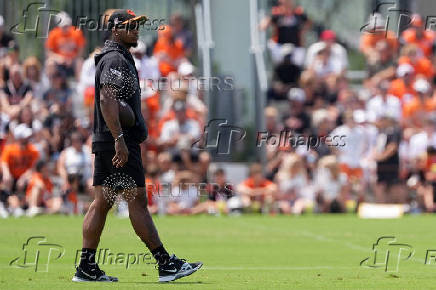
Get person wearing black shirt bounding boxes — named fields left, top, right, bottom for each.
left=73, top=9, right=202, bottom=283
left=374, top=116, right=403, bottom=203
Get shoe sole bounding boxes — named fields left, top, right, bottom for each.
left=159, top=263, right=203, bottom=282
left=72, top=276, right=118, bottom=282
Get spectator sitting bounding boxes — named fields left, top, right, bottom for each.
left=191, top=168, right=234, bottom=215
left=45, top=11, right=85, bottom=78
left=403, top=78, right=436, bottom=128
left=153, top=25, right=185, bottom=77
left=401, top=14, right=435, bottom=58
left=237, top=163, right=277, bottom=213
left=388, top=64, right=416, bottom=103
left=305, top=30, right=348, bottom=74
left=366, top=80, right=401, bottom=122
left=398, top=44, right=433, bottom=80
left=159, top=100, right=201, bottom=151
left=26, top=161, right=62, bottom=217
left=1, top=64, right=33, bottom=118
left=1, top=124, right=39, bottom=217
left=314, top=155, right=347, bottom=213
left=275, top=154, right=310, bottom=214
left=167, top=171, right=199, bottom=215
left=57, top=132, right=92, bottom=196
left=260, top=0, right=310, bottom=65
left=23, top=56, right=47, bottom=99
left=42, top=66, right=72, bottom=110
left=131, top=40, right=160, bottom=82
left=267, top=44, right=301, bottom=102
left=283, top=88, right=311, bottom=134
left=170, top=13, right=193, bottom=58
left=360, top=13, right=398, bottom=64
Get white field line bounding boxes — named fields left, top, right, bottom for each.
left=237, top=221, right=426, bottom=264
left=203, top=266, right=350, bottom=270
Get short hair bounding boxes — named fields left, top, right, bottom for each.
left=35, top=160, right=46, bottom=172
left=214, top=168, right=225, bottom=176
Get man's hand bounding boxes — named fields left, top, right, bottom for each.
left=113, top=138, right=129, bottom=168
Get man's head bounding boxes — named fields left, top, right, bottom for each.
left=14, top=124, right=32, bottom=146
left=35, top=160, right=50, bottom=178
left=213, top=168, right=227, bottom=185
left=249, top=163, right=264, bottom=185
left=173, top=100, right=187, bottom=123
left=377, top=80, right=390, bottom=98
left=320, top=30, right=336, bottom=47
left=396, top=63, right=414, bottom=84
left=108, top=9, right=147, bottom=48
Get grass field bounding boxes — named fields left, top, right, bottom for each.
left=2, top=214, right=436, bottom=289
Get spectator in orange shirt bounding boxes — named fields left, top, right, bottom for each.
left=237, top=163, right=277, bottom=213
left=398, top=44, right=434, bottom=80
left=46, top=12, right=85, bottom=78
left=403, top=78, right=436, bottom=127
left=401, top=14, right=435, bottom=57
left=1, top=124, right=39, bottom=216
left=388, top=63, right=416, bottom=103
left=26, top=161, right=62, bottom=217
left=153, top=25, right=185, bottom=77
left=360, top=13, right=399, bottom=62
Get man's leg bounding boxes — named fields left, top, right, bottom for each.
left=128, top=187, right=203, bottom=282
left=82, top=186, right=112, bottom=248
left=127, top=187, right=162, bottom=250
left=73, top=185, right=118, bottom=282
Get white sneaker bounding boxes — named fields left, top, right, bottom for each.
left=13, top=207, right=25, bottom=218
left=26, top=207, right=43, bottom=217
left=0, top=203, right=9, bottom=218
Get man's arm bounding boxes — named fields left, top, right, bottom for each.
left=100, top=85, right=128, bottom=168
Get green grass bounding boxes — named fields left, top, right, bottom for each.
left=2, top=214, right=436, bottom=289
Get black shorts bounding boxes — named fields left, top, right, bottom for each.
left=93, top=143, right=145, bottom=187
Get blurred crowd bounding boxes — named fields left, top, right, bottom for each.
left=2, top=1, right=436, bottom=218
left=255, top=0, right=436, bottom=215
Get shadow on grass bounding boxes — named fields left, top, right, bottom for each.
left=119, top=281, right=208, bottom=285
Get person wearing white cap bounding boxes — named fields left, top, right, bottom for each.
left=366, top=80, right=401, bottom=121
left=388, top=63, right=416, bottom=102
left=1, top=124, right=39, bottom=217
left=402, top=78, right=436, bottom=127
left=330, top=110, right=368, bottom=190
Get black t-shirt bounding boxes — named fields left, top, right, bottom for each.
left=2, top=81, right=32, bottom=105
left=376, top=127, right=401, bottom=170
left=274, top=61, right=301, bottom=85
left=93, top=40, right=148, bottom=152
left=271, top=7, right=308, bottom=46
left=0, top=32, right=14, bottom=48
